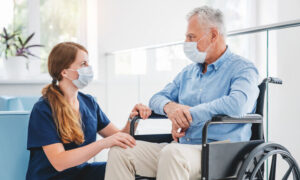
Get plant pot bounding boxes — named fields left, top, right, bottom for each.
left=28, top=59, right=41, bottom=77
left=4, top=56, right=28, bottom=79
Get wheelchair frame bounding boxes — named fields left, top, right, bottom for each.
left=130, top=77, right=300, bottom=180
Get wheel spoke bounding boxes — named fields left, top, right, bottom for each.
left=245, top=171, right=252, bottom=178
left=254, top=157, right=264, bottom=179
left=282, top=165, right=294, bottom=180
left=269, top=154, right=277, bottom=180
left=257, top=169, right=264, bottom=180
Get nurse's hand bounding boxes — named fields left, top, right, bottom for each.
left=102, top=132, right=136, bottom=149
left=130, top=103, right=152, bottom=119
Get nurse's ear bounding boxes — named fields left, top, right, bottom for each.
left=61, top=69, right=68, bottom=79
left=61, top=69, right=78, bottom=80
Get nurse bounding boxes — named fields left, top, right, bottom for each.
left=26, top=42, right=151, bottom=180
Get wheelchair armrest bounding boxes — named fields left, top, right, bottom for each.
left=129, top=112, right=172, bottom=143
left=202, top=114, right=263, bottom=145
left=130, top=111, right=167, bottom=136
left=211, top=114, right=263, bottom=123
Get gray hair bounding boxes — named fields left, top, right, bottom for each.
left=187, top=6, right=226, bottom=37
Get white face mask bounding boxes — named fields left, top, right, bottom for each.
left=65, top=66, right=94, bottom=89
left=183, top=34, right=211, bottom=64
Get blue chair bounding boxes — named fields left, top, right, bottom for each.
left=0, top=96, right=39, bottom=111
left=0, top=111, right=31, bottom=180
left=0, top=96, right=39, bottom=180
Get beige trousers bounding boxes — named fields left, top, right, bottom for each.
left=104, top=140, right=203, bottom=180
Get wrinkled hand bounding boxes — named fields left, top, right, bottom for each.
left=102, top=132, right=136, bottom=149
left=164, top=102, right=192, bottom=129
left=171, top=124, right=187, bottom=142
left=130, top=103, right=152, bottom=119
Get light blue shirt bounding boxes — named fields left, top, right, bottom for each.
left=149, top=47, right=259, bottom=144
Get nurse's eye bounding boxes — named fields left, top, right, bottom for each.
left=81, top=61, right=88, bottom=67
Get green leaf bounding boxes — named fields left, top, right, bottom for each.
left=18, top=37, right=24, bottom=46
left=24, top=33, right=35, bottom=46
left=26, top=52, right=40, bottom=59
left=18, top=54, right=29, bottom=59
left=3, top=28, right=7, bottom=36
left=26, top=44, right=44, bottom=48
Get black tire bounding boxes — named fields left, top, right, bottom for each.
left=237, top=142, right=300, bottom=180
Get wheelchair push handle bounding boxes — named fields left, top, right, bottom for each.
left=267, top=77, right=283, bottom=84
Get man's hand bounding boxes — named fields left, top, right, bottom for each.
left=164, top=102, right=192, bottom=129
left=171, top=123, right=186, bottom=142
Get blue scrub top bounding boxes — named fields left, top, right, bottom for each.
left=26, top=92, right=110, bottom=180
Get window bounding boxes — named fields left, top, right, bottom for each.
left=39, top=0, right=85, bottom=72
left=0, top=0, right=98, bottom=79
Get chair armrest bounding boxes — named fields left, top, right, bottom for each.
left=130, top=111, right=167, bottom=136
left=0, top=111, right=30, bottom=115
left=211, top=114, right=263, bottom=123
left=202, top=114, right=263, bottom=144
left=129, top=112, right=172, bottom=143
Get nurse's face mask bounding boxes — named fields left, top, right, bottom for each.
left=64, top=66, right=94, bottom=89
left=183, top=32, right=212, bottom=64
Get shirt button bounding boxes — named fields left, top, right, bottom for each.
left=200, top=89, right=203, bottom=91
left=186, top=138, right=190, bottom=141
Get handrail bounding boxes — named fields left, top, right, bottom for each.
left=227, top=19, right=300, bottom=37
left=105, top=19, right=300, bottom=55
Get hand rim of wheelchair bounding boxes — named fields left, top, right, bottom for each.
left=237, top=142, right=300, bottom=180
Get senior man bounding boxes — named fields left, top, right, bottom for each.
left=105, top=6, right=259, bottom=180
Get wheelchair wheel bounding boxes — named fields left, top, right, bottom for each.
left=237, top=142, right=300, bottom=180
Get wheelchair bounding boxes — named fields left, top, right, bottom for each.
left=129, top=77, right=300, bottom=180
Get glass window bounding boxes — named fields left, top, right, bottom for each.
left=39, top=0, right=83, bottom=72
left=0, top=0, right=98, bottom=78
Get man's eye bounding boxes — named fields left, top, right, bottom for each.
left=187, top=35, right=195, bottom=41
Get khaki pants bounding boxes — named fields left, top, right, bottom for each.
left=105, top=140, right=203, bottom=180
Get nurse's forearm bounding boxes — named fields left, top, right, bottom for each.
left=121, top=120, right=131, bottom=134
left=121, top=120, right=140, bottom=135
left=43, top=140, right=106, bottom=172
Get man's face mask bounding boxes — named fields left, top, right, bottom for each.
left=183, top=33, right=211, bottom=64
left=65, top=66, right=94, bottom=89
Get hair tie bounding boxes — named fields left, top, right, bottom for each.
left=52, top=79, right=57, bottom=85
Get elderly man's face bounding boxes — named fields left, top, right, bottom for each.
left=185, top=15, right=212, bottom=53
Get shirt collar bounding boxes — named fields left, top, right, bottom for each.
left=202, top=45, right=230, bottom=71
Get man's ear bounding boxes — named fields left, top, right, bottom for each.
left=210, top=27, right=219, bottom=43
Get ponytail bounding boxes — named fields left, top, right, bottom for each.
left=42, top=80, right=84, bottom=145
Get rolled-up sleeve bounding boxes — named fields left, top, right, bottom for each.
left=149, top=73, right=182, bottom=115
left=189, top=64, right=259, bottom=125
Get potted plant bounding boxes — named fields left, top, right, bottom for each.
left=0, top=27, right=44, bottom=79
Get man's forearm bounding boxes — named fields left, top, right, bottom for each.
left=163, top=101, right=177, bottom=114
left=149, top=94, right=171, bottom=115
